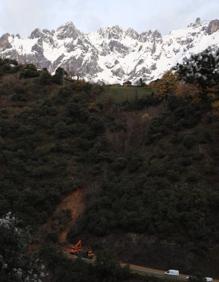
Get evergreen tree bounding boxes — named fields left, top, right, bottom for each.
left=53, top=67, right=66, bottom=85
left=39, top=68, right=52, bottom=85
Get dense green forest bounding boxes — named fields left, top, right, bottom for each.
left=0, top=51, right=219, bottom=280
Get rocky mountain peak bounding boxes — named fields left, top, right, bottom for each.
left=125, top=28, right=139, bottom=40
left=188, top=17, right=202, bottom=28
left=195, top=17, right=202, bottom=26
left=56, top=21, right=81, bottom=40
left=207, top=19, right=219, bottom=34
left=30, top=28, right=43, bottom=39
left=98, top=25, right=124, bottom=39
left=152, top=30, right=162, bottom=39
left=29, top=28, right=54, bottom=46
left=109, top=25, right=123, bottom=34
left=1, top=18, right=219, bottom=84
left=42, top=29, right=54, bottom=36
left=140, top=30, right=162, bottom=42
left=0, top=33, right=12, bottom=51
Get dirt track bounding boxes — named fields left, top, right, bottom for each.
left=57, top=188, right=85, bottom=243
left=37, top=187, right=85, bottom=246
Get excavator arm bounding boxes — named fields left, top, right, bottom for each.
left=65, top=240, right=82, bottom=255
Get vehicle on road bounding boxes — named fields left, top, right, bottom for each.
left=205, top=277, right=213, bottom=282
left=164, top=269, right=180, bottom=276
left=186, top=275, right=213, bottom=282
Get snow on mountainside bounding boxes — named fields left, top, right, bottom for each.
left=1, top=18, right=219, bottom=84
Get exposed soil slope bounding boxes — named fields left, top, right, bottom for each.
left=40, top=188, right=85, bottom=244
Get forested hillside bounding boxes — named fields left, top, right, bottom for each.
left=0, top=50, right=219, bottom=280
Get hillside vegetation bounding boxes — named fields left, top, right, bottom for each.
left=0, top=50, right=219, bottom=280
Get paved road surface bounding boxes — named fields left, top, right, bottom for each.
left=122, top=263, right=219, bottom=282
left=65, top=253, right=219, bottom=282
left=121, top=263, right=188, bottom=280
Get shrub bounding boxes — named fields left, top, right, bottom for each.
left=19, top=64, right=39, bottom=79
left=39, top=68, right=52, bottom=85
left=52, top=67, right=66, bottom=85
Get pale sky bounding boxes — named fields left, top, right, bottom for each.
left=0, top=0, right=219, bottom=36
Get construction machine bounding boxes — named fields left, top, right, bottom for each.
left=87, top=248, right=95, bottom=260
left=65, top=240, right=95, bottom=260
left=65, top=240, right=82, bottom=255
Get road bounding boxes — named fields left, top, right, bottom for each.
left=65, top=253, right=219, bottom=282
left=122, top=263, right=218, bottom=282
left=121, top=263, right=188, bottom=280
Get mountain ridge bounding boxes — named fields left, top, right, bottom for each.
left=1, top=18, right=219, bottom=84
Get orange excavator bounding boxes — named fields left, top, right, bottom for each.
left=65, top=240, right=95, bottom=260
left=65, top=240, right=82, bottom=255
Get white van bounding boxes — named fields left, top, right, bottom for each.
left=205, top=277, right=213, bottom=282
left=164, top=269, right=180, bottom=276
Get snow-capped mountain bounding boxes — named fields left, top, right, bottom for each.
left=1, top=18, right=219, bottom=84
